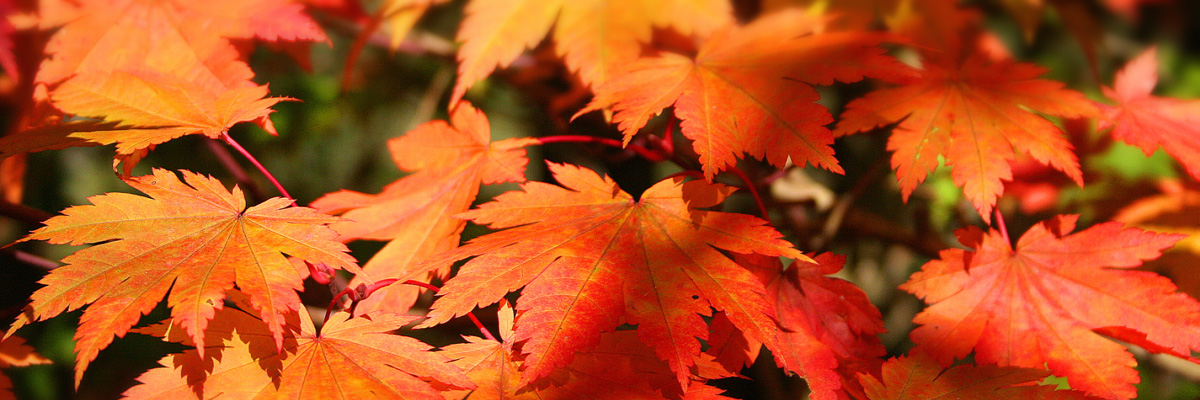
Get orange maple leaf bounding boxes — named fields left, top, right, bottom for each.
left=450, top=0, right=732, bottom=102
left=1100, top=47, right=1200, bottom=181
left=835, top=47, right=1098, bottom=222
left=419, top=162, right=805, bottom=390
left=440, top=302, right=732, bottom=400
left=901, top=215, right=1197, bottom=399
left=125, top=293, right=473, bottom=399
left=6, top=169, right=359, bottom=385
left=860, top=351, right=1099, bottom=400
left=582, top=9, right=911, bottom=179
left=0, top=335, right=51, bottom=400
left=312, top=102, right=536, bottom=314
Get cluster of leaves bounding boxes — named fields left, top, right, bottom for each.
left=0, top=0, right=1198, bottom=399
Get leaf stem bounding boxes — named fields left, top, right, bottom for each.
left=206, top=138, right=266, bottom=203
left=726, top=165, right=769, bottom=219
left=995, top=208, right=1011, bottom=245
left=221, top=132, right=293, bottom=201
left=654, top=115, right=677, bottom=157
left=402, top=280, right=496, bottom=342
left=537, top=135, right=667, bottom=162
left=324, top=278, right=400, bottom=326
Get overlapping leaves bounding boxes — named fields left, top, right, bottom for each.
left=8, top=169, right=358, bottom=384
left=312, top=101, right=536, bottom=314
left=419, top=162, right=805, bottom=391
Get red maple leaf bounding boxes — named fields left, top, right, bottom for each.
left=418, top=162, right=805, bottom=390
left=710, top=254, right=886, bottom=400
left=1099, top=47, right=1200, bottom=181
left=901, top=215, right=1197, bottom=399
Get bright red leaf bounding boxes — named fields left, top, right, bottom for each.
left=7, top=169, right=359, bottom=385
left=419, top=162, right=805, bottom=390
left=716, top=254, right=886, bottom=400
left=901, top=215, right=1197, bottom=399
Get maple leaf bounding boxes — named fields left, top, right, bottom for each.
left=125, top=293, right=473, bottom=399
left=582, top=9, right=911, bottom=179
left=312, top=102, right=536, bottom=314
left=835, top=17, right=1099, bottom=222
left=49, top=68, right=286, bottom=156
left=1099, top=47, right=1200, bottom=181
left=450, top=0, right=732, bottom=102
left=0, top=335, right=51, bottom=400
left=708, top=254, right=886, bottom=400
left=7, top=169, right=359, bottom=385
left=419, top=162, right=805, bottom=390
left=11, top=0, right=325, bottom=162
left=440, top=302, right=731, bottom=400
left=859, top=351, right=1099, bottom=400
left=760, top=254, right=887, bottom=400
left=36, top=0, right=326, bottom=87
left=901, top=215, right=1198, bottom=399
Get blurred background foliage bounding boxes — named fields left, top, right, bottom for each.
left=2, top=0, right=1200, bottom=398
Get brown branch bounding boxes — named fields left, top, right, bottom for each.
left=841, top=209, right=949, bottom=259
left=0, top=200, right=53, bottom=225
left=809, top=157, right=890, bottom=253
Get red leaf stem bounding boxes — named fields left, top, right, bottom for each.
left=727, top=164, right=769, bottom=218
left=402, top=280, right=496, bottom=341
left=537, top=135, right=667, bottom=162
left=221, top=131, right=293, bottom=201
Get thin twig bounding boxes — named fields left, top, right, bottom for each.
left=221, top=132, right=293, bottom=201
left=842, top=209, right=949, bottom=259
left=3, top=248, right=60, bottom=270
left=205, top=138, right=266, bottom=203
left=414, top=67, right=452, bottom=123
